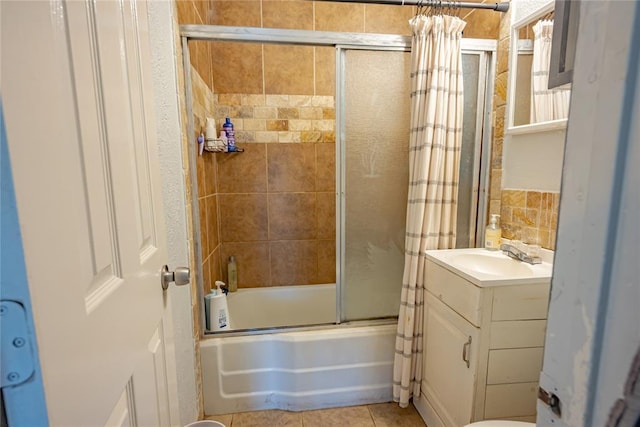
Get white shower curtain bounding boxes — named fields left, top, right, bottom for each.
left=531, top=19, right=570, bottom=123
left=393, top=13, right=465, bottom=408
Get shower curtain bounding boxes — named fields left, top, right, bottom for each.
left=531, top=19, right=571, bottom=123
left=393, top=13, right=465, bottom=408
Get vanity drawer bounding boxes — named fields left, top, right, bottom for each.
left=484, top=382, right=538, bottom=419
left=489, top=320, right=547, bottom=349
left=491, top=284, right=550, bottom=321
left=425, top=260, right=482, bottom=326
left=486, top=347, right=544, bottom=384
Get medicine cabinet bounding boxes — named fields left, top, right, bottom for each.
left=506, top=0, right=571, bottom=135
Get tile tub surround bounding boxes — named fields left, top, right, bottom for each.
left=205, top=402, right=426, bottom=426
left=500, top=190, right=560, bottom=250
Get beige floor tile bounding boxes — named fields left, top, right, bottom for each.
left=367, top=402, right=426, bottom=426
left=232, top=409, right=303, bottom=427
left=302, top=405, right=375, bottom=427
left=204, top=414, right=233, bottom=426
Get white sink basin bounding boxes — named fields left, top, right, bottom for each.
left=425, top=248, right=553, bottom=287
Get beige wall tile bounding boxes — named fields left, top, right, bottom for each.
left=263, top=0, right=313, bottom=30
left=315, top=2, right=365, bottom=32
left=267, top=95, right=291, bottom=107
left=289, top=119, right=312, bottom=131
left=176, top=0, right=198, bottom=24
left=254, top=106, right=278, bottom=119
left=220, top=242, right=271, bottom=288
left=301, top=131, right=323, bottom=143
left=217, top=143, right=267, bottom=193
left=210, top=247, right=221, bottom=285
left=211, top=42, right=263, bottom=94
left=255, top=131, right=279, bottom=142
left=278, top=107, right=300, bottom=119
left=204, top=152, right=217, bottom=195
left=268, top=193, right=317, bottom=240
left=267, top=143, right=316, bottom=192
left=264, top=45, right=314, bottom=95
left=316, top=143, right=336, bottom=192
left=364, top=4, right=413, bottom=35
left=317, top=240, right=336, bottom=284
left=206, top=195, right=219, bottom=254
left=267, top=119, right=288, bottom=131
left=199, top=197, right=209, bottom=258
left=315, top=47, right=336, bottom=96
left=218, top=194, right=269, bottom=242
left=243, top=118, right=267, bottom=131
left=462, top=8, right=500, bottom=39
left=317, top=192, right=336, bottom=239
left=299, top=107, right=323, bottom=120
left=209, top=1, right=261, bottom=26
left=242, top=94, right=265, bottom=106
left=202, top=256, right=211, bottom=293
left=278, top=132, right=301, bottom=143
left=270, top=240, right=318, bottom=285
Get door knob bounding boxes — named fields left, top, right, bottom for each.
left=161, top=265, right=191, bottom=290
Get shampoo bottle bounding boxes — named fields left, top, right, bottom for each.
left=227, top=256, right=238, bottom=292
left=209, top=281, right=231, bottom=331
left=223, top=118, right=236, bottom=152
left=484, top=214, right=502, bottom=250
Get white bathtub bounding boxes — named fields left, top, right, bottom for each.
left=201, top=284, right=397, bottom=414
left=201, top=323, right=396, bottom=415
left=223, top=284, right=336, bottom=330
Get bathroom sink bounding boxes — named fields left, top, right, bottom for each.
left=447, top=252, right=535, bottom=276
left=425, top=248, right=553, bottom=287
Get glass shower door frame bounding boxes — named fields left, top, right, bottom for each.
left=335, top=43, right=496, bottom=324
left=335, top=44, right=411, bottom=324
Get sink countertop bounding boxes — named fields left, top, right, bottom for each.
left=425, top=247, right=553, bottom=287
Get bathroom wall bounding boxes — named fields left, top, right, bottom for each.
left=488, top=0, right=561, bottom=250
left=183, top=1, right=501, bottom=290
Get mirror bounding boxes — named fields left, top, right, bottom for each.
left=506, top=0, right=572, bottom=132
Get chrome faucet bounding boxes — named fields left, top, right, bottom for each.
left=500, top=243, right=542, bottom=265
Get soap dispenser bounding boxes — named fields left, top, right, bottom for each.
left=485, top=214, right=502, bottom=250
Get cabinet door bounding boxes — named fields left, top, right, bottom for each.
left=422, top=293, right=480, bottom=426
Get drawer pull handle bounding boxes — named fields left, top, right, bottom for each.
left=462, top=336, right=472, bottom=368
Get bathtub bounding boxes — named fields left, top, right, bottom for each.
left=223, top=284, right=336, bottom=331
left=201, top=282, right=397, bottom=415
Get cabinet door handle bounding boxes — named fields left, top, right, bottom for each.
left=462, top=336, right=472, bottom=368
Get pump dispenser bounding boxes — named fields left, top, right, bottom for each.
left=208, top=281, right=231, bottom=331
left=484, top=214, right=502, bottom=250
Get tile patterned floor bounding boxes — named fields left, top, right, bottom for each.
left=204, top=402, right=427, bottom=426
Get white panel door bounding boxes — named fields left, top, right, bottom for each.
left=538, top=1, right=640, bottom=426
left=2, top=0, right=180, bottom=425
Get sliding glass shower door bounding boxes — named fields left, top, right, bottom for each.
left=339, top=48, right=411, bottom=321
left=339, top=47, right=493, bottom=322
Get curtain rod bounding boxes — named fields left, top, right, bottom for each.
left=311, top=0, right=509, bottom=13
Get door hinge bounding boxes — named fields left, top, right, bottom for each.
left=0, top=300, right=35, bottom=388
left=538, top=386, right=562, bottom=417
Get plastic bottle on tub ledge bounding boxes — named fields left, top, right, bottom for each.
left=227, top=256, right=238, bottom=292
left=222, top=117, right=236, bottom=152
left=209, top=281, right=231, bottom=331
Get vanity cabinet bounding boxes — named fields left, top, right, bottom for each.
left=416, top=258, right=550, bottom=426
